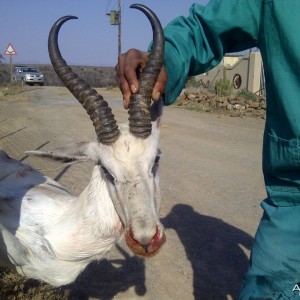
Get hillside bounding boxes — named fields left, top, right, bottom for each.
left=0, top=64, right=117, bottom=88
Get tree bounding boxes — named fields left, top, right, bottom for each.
left=0, top=54, right=5, bottom=64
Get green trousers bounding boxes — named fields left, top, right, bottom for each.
left=239, top=201, right=300, bottom=299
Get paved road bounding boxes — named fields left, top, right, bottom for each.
left=0, top=87, right=266, bottom=300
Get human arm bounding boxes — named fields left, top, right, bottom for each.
left=116, top=0, right=262, bottom=107
left=163, top=0, right=262, bottom=104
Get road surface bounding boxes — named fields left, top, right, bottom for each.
left=0, top=87, right=266, bottom=300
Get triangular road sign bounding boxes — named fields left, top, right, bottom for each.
left=5, top=43, right=17, bottom=55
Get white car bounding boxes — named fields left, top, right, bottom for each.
left=13, top=66, right=44, bottom=86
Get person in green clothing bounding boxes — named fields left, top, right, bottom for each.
left=116, top=0, right=300, bottom=298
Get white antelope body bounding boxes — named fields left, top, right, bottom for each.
left=0, top=4, right=165, bottom=286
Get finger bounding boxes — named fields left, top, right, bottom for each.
left=115, top=56, right=132, bottom=109
left=115, top=56, right=124, bottom=89
left=123, top=61, right=140, bottom=94
left=152, top=66, right=168, bottom=101
left=118, top=75, right=131, bottom=109
left=122, top=88, right=132, bottom=109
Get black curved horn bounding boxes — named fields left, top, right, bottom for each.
left=128, top=4, right=165, bottom=138
left=48, top=16, right=120, bottom=145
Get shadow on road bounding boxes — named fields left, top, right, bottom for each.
left=162, top=204, right=254, bottom=300
left=68, top=245, right=146, bottom=300
left=0, top=244, right=146, bottom=300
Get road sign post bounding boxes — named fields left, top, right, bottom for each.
left=4, top=44, right=17, bottom=84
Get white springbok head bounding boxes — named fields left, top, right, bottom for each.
left=38, top=4, right=166, bottom=256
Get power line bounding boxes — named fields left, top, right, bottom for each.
left=105, top=0, right=112, bottom=14
left=105, top=0, right=118, bottom=14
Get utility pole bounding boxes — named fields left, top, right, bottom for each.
left=107, top=0, right=121, bottom=56
left=118, top=0, right=121, bottom=56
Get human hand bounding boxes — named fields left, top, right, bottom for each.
left=115, top=48, right=167, bottom=109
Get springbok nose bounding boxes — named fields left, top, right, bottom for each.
left=125, top=226, right=166, bottom=257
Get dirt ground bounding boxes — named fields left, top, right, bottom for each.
left=0, top=87, right=267, bottom=300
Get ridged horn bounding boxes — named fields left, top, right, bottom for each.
left=48, top=16, right=120, bottom=145
left=128, top=4, right=165, bottom=138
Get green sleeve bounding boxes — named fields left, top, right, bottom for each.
left=163, top=0, right=262, bottom=105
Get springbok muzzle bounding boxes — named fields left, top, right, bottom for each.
left=125, top=226, right=166, bottom=257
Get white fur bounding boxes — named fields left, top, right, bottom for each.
left=0, top=119, right=163, bottom=286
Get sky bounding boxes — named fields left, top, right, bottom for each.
left=0, top=0, right=209, bottom=67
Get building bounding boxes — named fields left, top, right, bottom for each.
left=195, top=51, right=265, bottom=95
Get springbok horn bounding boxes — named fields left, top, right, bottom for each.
left=128, top=4, right=165, bottom=138
left=48, top=16, right=120, bottom=145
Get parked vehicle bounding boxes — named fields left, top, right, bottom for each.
left=13, top=66, right=44, bottom=86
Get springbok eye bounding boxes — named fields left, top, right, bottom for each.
left=155, top=149, right=161, bottom=165
left=154, top=155, right=160, bottom=165
left=152, top=155, right=160, bottom=175
left=101, top=166, right=115, bottom=183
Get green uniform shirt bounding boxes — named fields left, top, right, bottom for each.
left=163, top=0, right=300, bottom=204
left=162, top=2, right=300, bottom=296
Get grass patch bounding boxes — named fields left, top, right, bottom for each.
left=0, top=268, right=70, bottom=300
left=0, top=85, right=31, bottom=99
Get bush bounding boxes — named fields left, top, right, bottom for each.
left=185, top=76, right=210, bottom=89
left=237, top=88, right=257, bottom=100
left=0, top=64, right=10, bottom=85
left=214, top=68, right=232, bottom=96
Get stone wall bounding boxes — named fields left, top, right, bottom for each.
left=175, top=89, right=266, bottom=119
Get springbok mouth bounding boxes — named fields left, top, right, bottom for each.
left=125, top=227, right=166, bottom=257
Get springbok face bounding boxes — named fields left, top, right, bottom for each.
left=46, top=4, right=166, bottom=256
left=98, top=121, right=164, bottom=256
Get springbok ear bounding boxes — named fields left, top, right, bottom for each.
left=151, top=97, right=164, bottom=126
left=0, top=223, right=29, bottom=268
left=25, top=142, right=98, bottom=163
